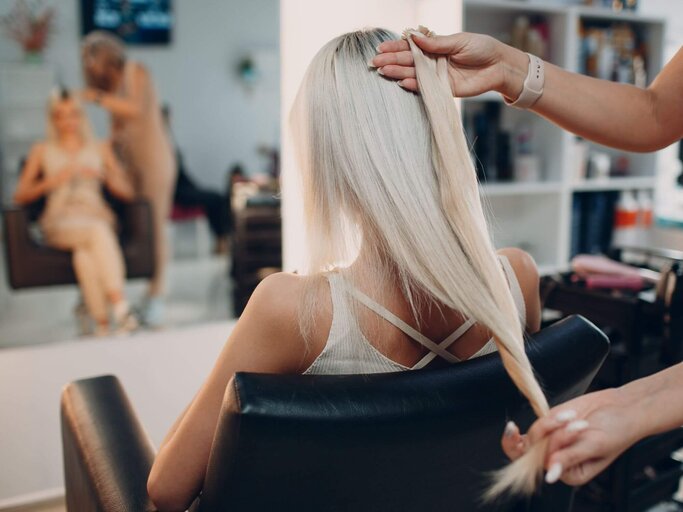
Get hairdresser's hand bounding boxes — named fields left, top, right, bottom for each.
left=501, top=387, right=644, bottom=486
left=372, top=32, right=528, bottom=101
left=80, top=88, right=103, bottom=104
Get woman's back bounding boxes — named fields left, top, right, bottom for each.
left=302, top=249, right=539, bottom=375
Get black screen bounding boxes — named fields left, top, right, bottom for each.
left=81, top=0, right=172, bottom=45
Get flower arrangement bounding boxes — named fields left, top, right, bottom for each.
left=1, top=0, right=55, bottom=58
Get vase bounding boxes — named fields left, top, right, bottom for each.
left=23, top=50, right=44, bottom=64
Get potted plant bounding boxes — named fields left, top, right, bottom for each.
left=1, top=0, right=55, bottom=62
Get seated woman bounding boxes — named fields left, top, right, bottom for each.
left=14, top=90, right=138, bottom=336
left=147, top=28, right=549, bottom=510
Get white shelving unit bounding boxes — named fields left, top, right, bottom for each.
left=463, top=0, right=665, bottom=275
left=0, top=64, right=54, bottom=205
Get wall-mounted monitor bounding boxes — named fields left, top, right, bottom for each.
left=81, top=0, right=172, bottom=45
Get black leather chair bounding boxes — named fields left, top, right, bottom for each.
left=60, top=315, right=609, bottom=512
left=2, top=197, right=154, bottom=289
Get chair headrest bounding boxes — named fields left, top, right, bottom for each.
left=228, top=315, right=609, bottom=423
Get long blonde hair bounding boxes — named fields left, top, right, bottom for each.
left=290, top=28, right=549, bottom=499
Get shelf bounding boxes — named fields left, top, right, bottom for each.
left=538, top=263, right=564, bottom=276
left=480, top=181, right=563, bottom=197
left=571, top=176, right=655, bottom=192
left=464, top=0, right=567, bottom=15
left=572, top=6, right=665, bottom=24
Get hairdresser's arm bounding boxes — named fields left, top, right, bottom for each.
left=14, top=144, right=71, bottom=204
left=100, top=142, right=134, bottom=201
left=502, top=361, right=683, bottom=486
left=147, top=273, right=306, bottom=512
left=81, top=63, right=145, bottom=119
left=373, top=34, right=683, bottom=152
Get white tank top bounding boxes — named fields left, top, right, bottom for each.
left=40, top=142, right=114, bottom=228
left=303, top=255, right=527, bottom=375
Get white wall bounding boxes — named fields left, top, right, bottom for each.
left=0, top=322, right=231, bottom=506
left=0, top=0, right=280, bottom=190
left=280, top=0, right=462, bottom=271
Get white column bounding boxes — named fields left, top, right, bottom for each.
left=280, top=0, right=462, bottom=271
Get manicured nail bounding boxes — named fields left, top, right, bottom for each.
left=367, top=58, right=376, bottom=68
left=545, top=462, right=563, bottom=484
left=555, top=410, right=577, bottom=423
left=411, top=31, right=426, bottom=39
left=375, top=44, right=382, bottom=53
left=504, top=421, right=518, bottom=437
left=566, top=419, right=589, bottom=432
left=377, top=67, right=385, bottom=75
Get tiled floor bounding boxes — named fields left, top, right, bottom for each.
left=2, top=497, right=64, bottom=512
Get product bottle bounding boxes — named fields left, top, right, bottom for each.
left=636, top=189, right=653, bottom=230
left=612, top=190, right=639, bottom=247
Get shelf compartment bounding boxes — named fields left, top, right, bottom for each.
left=572, top=176, right=656, bottom=192
left=480, top=181, right=563, bottom=197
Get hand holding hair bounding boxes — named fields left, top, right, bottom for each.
left=502, top=361, right=683, bottom=487
left=371, top=30, right=528, bottom=101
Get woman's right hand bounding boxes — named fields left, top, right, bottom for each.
left=371, top=32, right=528, bottom=101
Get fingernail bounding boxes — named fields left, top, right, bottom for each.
left=545, top=462, right=563, bottom=484
left=504, top=421, right=518, bottom=437
left=555, top=410, right=577, bottom=423
left=377, top=67, right=385, bottom=76
left=375, top=44, right=382, bottom=53
left=367, top=59, right=377, bottom=68
left=566, top=419, right=589, bottom=432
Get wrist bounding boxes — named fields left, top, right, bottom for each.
left=617, top=379, right=662, bottom=441
left=499, top=44, right=529, bottom=101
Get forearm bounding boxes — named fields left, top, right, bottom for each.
left=97, top=93, right=140, bottom=119
left=14, top=179, right=51, bottom=204
left=620, top=362, right=683, bottom=440
left=105, top=175, right=134, bottom=201
left=499, top=44, right=675, bottom=152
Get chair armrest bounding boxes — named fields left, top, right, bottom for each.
left=61, top=375, right=156, bottom=512
left=2, top=205, right=31, bottom=245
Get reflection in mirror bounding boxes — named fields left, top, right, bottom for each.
left=0, top=0, right=280, bottom=348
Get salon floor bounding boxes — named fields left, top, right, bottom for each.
left=0, top=222, right=234, bottom=349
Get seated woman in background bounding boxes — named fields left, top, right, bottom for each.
left=147, top=28, right=547, bottom=511
left=14, top=90, right=138, bottom=336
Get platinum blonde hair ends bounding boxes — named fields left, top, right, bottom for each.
left=291, top=28, right=550, bottom=498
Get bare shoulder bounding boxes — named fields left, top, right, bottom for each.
left=497, top=247, right=541, bottom=331
left=240, top=272, right=313, bottom=341
left=233, top=272, right=324, bottom=373
left=29, top=142, right=46, bottom=158
left=498, top=248, right=538, bottom=285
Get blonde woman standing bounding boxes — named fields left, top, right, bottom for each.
left=14, top=91, right=137, bottom=336
left=146, top=28, right=548, bottom=511
left=80, top=30, right=176, bottom=327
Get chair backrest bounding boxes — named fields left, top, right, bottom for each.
left=197, top=315, right=608, bottom=512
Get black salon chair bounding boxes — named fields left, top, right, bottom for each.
left=2, top=196, right=154, bottom=289
left=60, top=315, right=609, bottom=512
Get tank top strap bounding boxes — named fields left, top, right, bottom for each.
left=343, top=282, right=460, bottom=364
